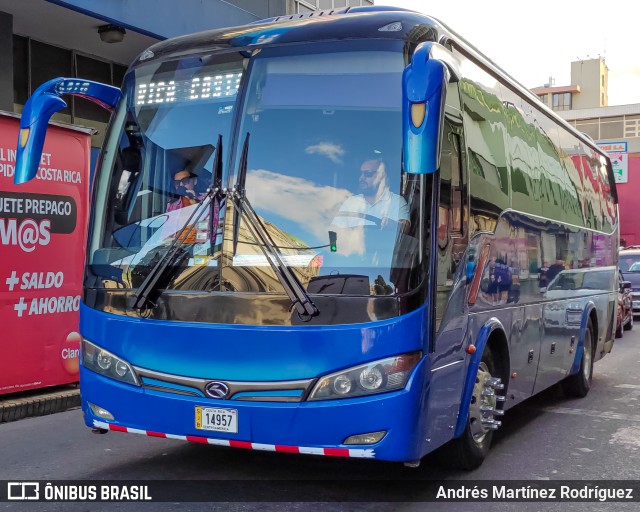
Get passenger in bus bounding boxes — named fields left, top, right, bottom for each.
left=330, top=152, right=410, bottom=232
left=167, top=168, right=207, bottom=212
left=165, top=168, right=220, bottom=245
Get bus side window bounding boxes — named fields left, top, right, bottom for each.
left=439, top=121, right=465, bottom=244
left=450, top=133, right=463, bottom=235
left=435, top=118, right=468, bottom=329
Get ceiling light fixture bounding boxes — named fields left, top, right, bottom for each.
left=98, top=24, right=126, bottom=44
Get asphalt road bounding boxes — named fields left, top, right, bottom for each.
left=2, top=327, right=640, bottom=511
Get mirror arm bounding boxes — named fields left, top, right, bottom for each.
left=15, top=77, right=121, bottom=185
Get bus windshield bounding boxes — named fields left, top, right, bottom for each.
left=89, top=41, right=425, bottom=298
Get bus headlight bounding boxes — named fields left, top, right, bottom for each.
left=307, top=352, right=422, bottom=401
left=82, top=338, right=139, bottom=386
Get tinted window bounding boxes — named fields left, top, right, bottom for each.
left=30, top=40, right=72, bottom=117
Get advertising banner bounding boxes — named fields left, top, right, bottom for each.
left=0, top=112, right=90, bottom=395
left=597, top=141, right=628, bottom=184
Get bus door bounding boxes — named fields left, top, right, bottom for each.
left=426, top=92, right=470, bottom=443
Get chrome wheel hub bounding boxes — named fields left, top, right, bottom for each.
left=582, top=336, right=592, bottom=381
left=468, top=362, right=505, bottom=443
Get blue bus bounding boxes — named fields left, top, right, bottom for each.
left=15, top=6, right=618, bottom=469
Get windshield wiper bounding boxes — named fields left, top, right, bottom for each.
left=231, top=132, right=319, bottom=319
left=130, top=136, right=225, bottom=312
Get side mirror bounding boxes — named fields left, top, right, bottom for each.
left=402, top=42, right=460, bottom=174
left=622, top=281, right=632, bottom=290
left=15, top=77, right=121, bottom=185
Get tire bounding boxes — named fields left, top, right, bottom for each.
left=562, top=320, right=594, bottom=398
left=624, top=312, right=633, bottom=331
left=615, top=321, right=623, bottom=339
left=436, top=345, right=503, bottom=470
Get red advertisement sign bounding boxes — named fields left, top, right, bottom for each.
left=0, top=112, right=90, bottom=395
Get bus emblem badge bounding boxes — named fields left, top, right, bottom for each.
left=205, top=381, right=230, bottom=399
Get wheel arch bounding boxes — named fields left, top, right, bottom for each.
left=453, top=318, right=510, bottom=438
left=569, top=302, right=597, bottom=376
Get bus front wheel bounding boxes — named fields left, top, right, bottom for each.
left=436, top=345, right=505, bottom=470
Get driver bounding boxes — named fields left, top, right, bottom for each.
left=167, top=168, right=207, bottom=212
left=331, top=152, right=410, bottom=232
left=165, top=168, right=219, bottom=246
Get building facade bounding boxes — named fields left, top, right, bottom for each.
left=532, top=57, right=608, bottom=112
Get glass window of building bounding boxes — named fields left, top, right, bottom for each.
left=296, top=0, right=373, bottom=11
left=76, top=54, right=112, bottom=123
left=575, top=119, right=599, bottom=140
left=552, top=92, right=571, bottom=111
left=30, top=40, right=73, bottom=120
left=12, top=35, right=28, bottom=106
left=12, top=37, right=128, bottom=146
left=297, top=2, right=315, bottom=13
left=599, top=117, right=623, bottom=139
left=12, top=38, right=126, bottom=112
left=624, top=115, right=640, bottom=138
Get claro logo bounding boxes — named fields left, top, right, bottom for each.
left=0, top=218, right=51, bottom=253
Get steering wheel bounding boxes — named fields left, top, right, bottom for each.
left=348, top=212, right=401, bottom=232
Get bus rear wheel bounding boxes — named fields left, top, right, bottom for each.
left=436, top=345, right=505, bottom=470
left=562, top=320, right=594, bottom=398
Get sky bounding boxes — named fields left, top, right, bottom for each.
left=376, top=0, right=640, bottom=106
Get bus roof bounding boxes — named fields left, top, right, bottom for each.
left=132, top=9, right=434, bottom=64
left=131, top=8, right=610, bottom=163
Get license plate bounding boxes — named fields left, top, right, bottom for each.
left=195, top=406, right=238, bottom=433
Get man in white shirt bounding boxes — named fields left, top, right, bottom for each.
left=331, top=153, right=410, bottom=232
left=328, top=153, right=410, bottom=258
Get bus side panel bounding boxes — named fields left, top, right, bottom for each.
left=507, top=303, right=541, bottom=406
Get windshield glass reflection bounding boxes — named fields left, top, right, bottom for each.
left=89, top=42, right=424, bottom=297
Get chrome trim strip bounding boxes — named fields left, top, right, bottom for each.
left=142, top=384, right=202, bottom=397
left=235, top=396, right=302, bottom=403
left=133, top=366, right=314, bottom=401
left=431, top=360, right=464, bottom=373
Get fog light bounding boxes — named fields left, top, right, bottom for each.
left=89, top=402, right=115, bottom=421
left=343, top=431, right=387, bottom=445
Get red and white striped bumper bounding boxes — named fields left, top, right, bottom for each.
left=93, top=420, right=376, bottom=458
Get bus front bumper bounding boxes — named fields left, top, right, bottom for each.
left=81, top=363, right=427, bottom=462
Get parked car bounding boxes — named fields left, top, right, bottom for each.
left=616, top=271, right=633, bottom=338
left=619, top=247, right=640, bottom=316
